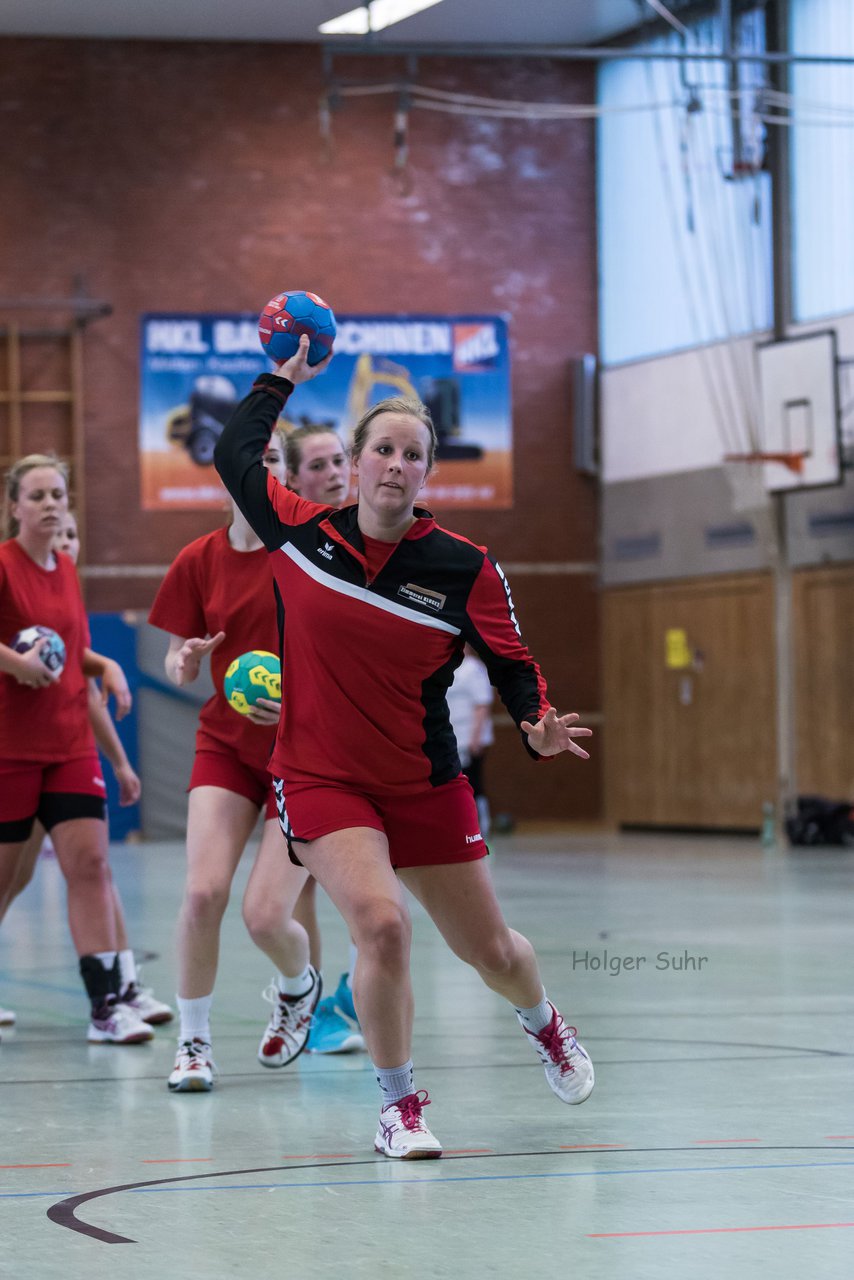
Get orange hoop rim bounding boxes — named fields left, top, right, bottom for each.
left=723, top=451, right=808, bottom=476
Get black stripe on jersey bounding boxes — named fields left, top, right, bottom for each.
left=419, top=648, right=466, bottom=786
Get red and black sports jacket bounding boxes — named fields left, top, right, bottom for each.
left=214, top=374, right=549, bottom=794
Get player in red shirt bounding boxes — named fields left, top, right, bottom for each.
left=0, top=455, right=153, bottom=1044
left=149, top=423, right=351, bottom=1091
left=1, top=511, right=172, bottom=1029
left=215, top=335, right=595, bottom=1158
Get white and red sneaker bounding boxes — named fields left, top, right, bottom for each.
left=520, top=1002, right=594, bottom=1104
left=121, top=982, right=174, bottom=1026
left=168, top=1038, right=215, bottom=1092
left=374, top=1091, right=443, bottom=1160
left=87, top=1000, right=154, bottom=1045
left=257, top=968, right=322, bottom=1068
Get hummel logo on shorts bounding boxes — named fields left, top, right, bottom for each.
left=465, top=833, right=483, bottom=844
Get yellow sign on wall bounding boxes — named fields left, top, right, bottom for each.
left=665, top=628, right=693, bottom=670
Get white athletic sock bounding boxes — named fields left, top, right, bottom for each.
left=347, top=943, right=358, bottom=988
left=94, top=950, right=118, bottom=970
left=177, top=994, right=212, bottom=1044
left=514, top=991, right=552, bottom=1034
left=375, top=1060, right=415, bottom=1105
left=277, top=966, right=314, bottom=999
left=118, top=949, right=137, bottom=992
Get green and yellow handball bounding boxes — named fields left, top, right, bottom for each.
left=223, top=650, right=282, bottom=716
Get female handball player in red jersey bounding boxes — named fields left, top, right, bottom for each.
left=0, top=456, right=153, bottom=1043
left=214, top=335, right=595, bottom=1158
left=149, top=423, right=350, bottom=1090
left=1, top=510, right=172, bottom=1031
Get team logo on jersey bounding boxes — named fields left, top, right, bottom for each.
left=494, top=561, right=521, bottom=637
left=397, top=583, right=447, bottom=612
left=317, top=541, right=334, bottom=561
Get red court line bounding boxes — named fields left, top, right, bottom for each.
left=140, top=1158, right=212, bottom=1165
left=560, top=1144, right=627, bottom=1150
left=826, top=1136, right=854, bottom=1140
left=0, top=1163, right=72, bottom=1169
left=590, top=1221, right=854, bottom=1238
left=692, top=1139, right=760, bottom=1144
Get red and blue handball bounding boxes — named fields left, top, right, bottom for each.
left=258, top=291, right=337, bottom=367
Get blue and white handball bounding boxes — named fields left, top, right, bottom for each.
left=11, top=625, right=66, bottom=677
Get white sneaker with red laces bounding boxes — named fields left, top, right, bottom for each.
left=522, top=998, right=594, bottom=1100
left=121, top=982, right=174, bottom=1026
left=87, top=1000, right=154, bottom=1045
left=257, top=968, right=322, bottom=1068
left=520, top=1002, right=594, bottom=1104
left=374, top=1091, right=443, bottom=1160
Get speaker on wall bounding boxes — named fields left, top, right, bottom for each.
left=572, top=353, right=598, bottom=476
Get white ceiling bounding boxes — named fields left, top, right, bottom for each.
left=0, top=0, right=648, bottom=48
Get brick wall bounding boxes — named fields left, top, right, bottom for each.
left=0, top=38, right=600, bottom=821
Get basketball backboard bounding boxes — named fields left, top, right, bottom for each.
left=754, top=330, right=842, bottom=492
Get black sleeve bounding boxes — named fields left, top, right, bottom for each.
left=213, top=374, right=295, bottom=552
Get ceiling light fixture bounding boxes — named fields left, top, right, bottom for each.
left=320, top=0, right=445, bottom=37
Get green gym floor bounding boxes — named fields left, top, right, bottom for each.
left=1, top=831, right=852, bottom=1280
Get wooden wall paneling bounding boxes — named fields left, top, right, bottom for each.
left=793, top=564, right=854, bottom=799
left=604, top=573, right=776, bottom=829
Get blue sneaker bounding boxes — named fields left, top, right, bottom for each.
left=307, top=996, right=364, bottom=1054
left=333, top=972, right=358, bottom=1024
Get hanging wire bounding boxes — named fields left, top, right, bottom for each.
left=324, top=78, right=854, bottom=128
left=644, top=0, right=690, bottom=39
left=641, top=41, right=743, bottom=458
left=391, top=86, right=412, bottom=193
left=683, top=20, right=763, bottom=452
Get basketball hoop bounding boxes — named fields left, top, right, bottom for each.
left=723, top=451, right=807, bottom=475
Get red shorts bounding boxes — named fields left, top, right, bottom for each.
left=0, top=754, right=107, bottom=838
left=190, top=745, right=278, bottom=821
left=272, top=774, right=487, bottom=870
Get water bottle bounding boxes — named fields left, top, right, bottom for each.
left=761, top=802, right=776, bottom=847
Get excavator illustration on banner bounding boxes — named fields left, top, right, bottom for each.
left=166, top=374, right=336, bottom=466
left=347, top=355, right=483, bottom=461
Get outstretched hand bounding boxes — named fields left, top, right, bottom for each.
left=173, top=632, right=226, bottom=686
left=521, top=707, right=592, bottom=759
left=272, top=333, right=333, bottom=385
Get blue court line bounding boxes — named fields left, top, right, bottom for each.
left=0, top=975, right=85, bottom=998
left=7, top=1159, right=854, bottom=1200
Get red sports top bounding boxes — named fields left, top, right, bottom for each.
left=148, top=526, right=279, bottom=771
left=0, top=539, right=95, bottom=763
left=215, top=376, right=551, bottom=796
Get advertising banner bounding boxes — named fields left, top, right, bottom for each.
left=139, top=313, right=512, bottom=511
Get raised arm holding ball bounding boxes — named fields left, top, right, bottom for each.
left=215, top=330, right=594, bottom=1159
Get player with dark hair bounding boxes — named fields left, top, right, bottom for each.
left=214, top=336, right=594, bottom=1158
